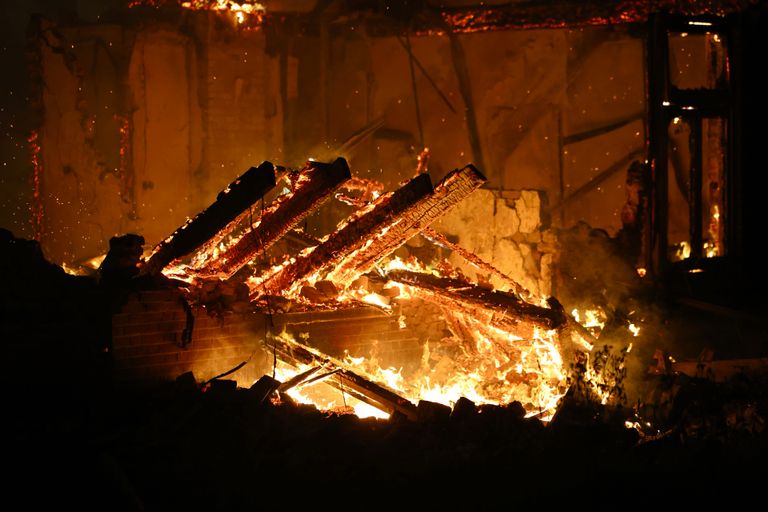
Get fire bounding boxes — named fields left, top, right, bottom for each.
left=571, top=307, right=607, bottom=335
left=61, top=254, right=108, bottom=276
left=261, top=245, right=571, bottom=421
left=279, top=318, right=568, bottom=421
left=358, top=292, right=391, bottom=309
left=180, top=1, right=266, bottom=26
left=271, top=360, right=389, bottom=420
left=672, top=241, right=692, bottom=261
left=130, top=148, right=645, bottom=424
left=352, top=402, right=390, bottom=420
left=129, top=1, right=267, bottom=27
left=298, top=255, right=568, bottom=419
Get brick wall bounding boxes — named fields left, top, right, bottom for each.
left=111, top=289, right=268, bottom=387
left=111, top=292, right=440, bottom=385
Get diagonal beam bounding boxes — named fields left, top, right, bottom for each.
left=140, top=162, right=277, bottom=276
left=197, top=158, right=351, bottom=278
left=325, top=164, right=486, bottom=287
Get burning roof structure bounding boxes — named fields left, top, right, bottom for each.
left=111, top=155, right=583, bottom=421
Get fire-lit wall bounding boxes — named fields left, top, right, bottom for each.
left=34, top=11, right=646, bottom=290
left=35, top=14, right=282, bottom=263
left=35, top=21, right=128, bottom=263
left=289, top=25, right=645, bottom=291
left=433, top=188, right=554, bottom=298
left=111, top=288, right=268, bottom=385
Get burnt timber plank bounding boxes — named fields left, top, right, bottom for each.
left=140, top=161, right=277, bottom=276
left=199, top=158, right=352, bottom=278
left=386, top=269, right=567, bottom=331
left=254, top=173, right=434, bottom=297
left=326, top=164, right=486, bottom=286
left=269, top=334, right=418, bottom=420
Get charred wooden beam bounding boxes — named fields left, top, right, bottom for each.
left=268, top=334, right=418, bottom=420
left=140, top=162, right=277, bottom=276
left=440, top=305, right=478, bottom=347
left=300, top=368, right=341, bottom=387
left=387, top=269, right=568, bottom=331
left=448, top=33, right=486, bottom=175
left=277, top=365, right=324, bottom=392
left=335, top=369, right=418, bottom=420
left=335, top=177, right=385, bottom=208
left=198, top=158, right=351, bottom=278
left=432, top=285, right=541, bottom=340
left=254, top=173, right=434, bottom=298
left=248, top=375, right=281, bottom=403
left=325, top=164, right=486, bottom=286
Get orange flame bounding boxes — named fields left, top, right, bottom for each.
left=261, top=256, right=571, bottom=421
left=180, top=0, right=266, bottom=27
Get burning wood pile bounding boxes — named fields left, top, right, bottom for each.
left=127, top=156, right=592, bottom=421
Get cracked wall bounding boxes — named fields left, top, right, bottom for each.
left=434, top=188, right=555, bottom=298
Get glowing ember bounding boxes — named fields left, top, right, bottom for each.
left=415, top=147, right=430, bottom=174
left=259, top=253, right=572, bottom=421
left=114, top=115, right=134, bottom=216
left=129, top=1, right=266, bottom=27
left=27, top=130, right=44, bottom=240
left=180, top=0, right=266, bottom=26
left=358, top=292, right=391, bottom=309
left=436, top=1, right=747, bottom=34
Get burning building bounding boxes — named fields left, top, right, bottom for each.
left=2, top=0, right=768, bottom=501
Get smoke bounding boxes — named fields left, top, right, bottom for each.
left=555, top=220, right=664, bottom=407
